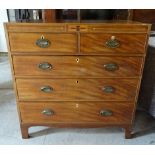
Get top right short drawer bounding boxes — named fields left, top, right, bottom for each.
left=80, top=33, right=147, bottom=54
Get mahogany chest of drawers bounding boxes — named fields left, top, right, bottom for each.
left=4, top=22, right=151, bottom=139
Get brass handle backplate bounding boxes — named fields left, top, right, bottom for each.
left=104, top=63, right=119, bottom=71
left=41, top=109, right=54, bottom=116
left=40, top=86, right=53, bottom=93
left=102, top=86, right=115, bottom=93
left=106, top=36, right=120, bottom=48
left=38, top=62, right=52, bottom=70
left=100, top=110, right=113, bottom=116
left=36, top=35, right=50, bottom=48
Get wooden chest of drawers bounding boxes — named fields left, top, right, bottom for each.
left=4, top=22, right=151, bottom=139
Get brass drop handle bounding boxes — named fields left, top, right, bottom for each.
left=41, top=109, right=54, bottom=116
left=106, top=36, right=120, bottom=48
left=36, top=35, right=51, bottom=48
left=104, top=63, right=119, bottom=71
left=40, top=86, right=53, bottom=93
left=100, top=110, right=113, bottom=116
left=38, top=62, right=52, bottom=70
left=102, top=86, right=115, bottom=93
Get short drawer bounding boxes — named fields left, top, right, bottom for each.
left=13, top=56, right=143, bottom=77
left=6, top=23, right=66, bottom=32
left=80, top=33, right=147, bottom=54
left=19, top=101, right=133, bottom=124
left=16, top=78, right=139, bottom=101
left=9, top=33, right=77, bottom=53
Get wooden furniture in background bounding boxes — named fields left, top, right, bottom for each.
left=130, top=9, right=155, bottom=30
left=7, top=9, right=155, bottom=30
left=42, top=9, right=155, bottom=30
left=43, top=9, right=130, bottom=22
left=4, top=21, right=151, bottom=139
left=42, top=9, right=56, bottom=22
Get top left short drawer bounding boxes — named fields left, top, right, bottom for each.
left=8, top=32, right=77, bottom=53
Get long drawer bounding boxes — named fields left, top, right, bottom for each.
left=16, top=78, right=139, bottom=101
left=19, top=101, right=134, bottom=124
left=13, top=56, right=143, bottom=77
left=9, top=33, right=77, bottom=53
left=80, top=33, right=147, bottom=54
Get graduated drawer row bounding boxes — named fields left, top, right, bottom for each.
left=9, top=33, right=147, bottom=54
left=13, top=56, right=143, bottom=77
left=19, top=101, right=134, bottom=124
left=16, top=78, right=139, bottom=101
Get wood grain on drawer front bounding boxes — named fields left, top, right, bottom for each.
left=16, top=78, right=139, bottom=101
left=13, top=56, right=143, bottom=77
left=20, top=101, right=133, bottom=124
left=80, top=33, right=147, bottom=54
left=9, top=33, right=77, bottom=53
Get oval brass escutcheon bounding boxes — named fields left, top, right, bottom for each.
left=38, top=62, right=52, bottom=70
left=106, top=36, right=120, bottom=48
left=41, top=109, right=54, bottom=116
left=40, top=86, right=53, bottom=93
left=100, top=110, right=113, bottom=116
left=102, top=86, right=115, bottom=93
left=104, top=63, right=119, bottom=71
left=36, top=35, right=51, bottom=48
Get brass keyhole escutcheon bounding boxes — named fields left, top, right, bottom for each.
left=36, top=35, right=51, bottom=48
left=76, top=58, right=79, bottom=63
left=41, top=35, right=45, bottom=39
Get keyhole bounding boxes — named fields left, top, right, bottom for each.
left=76, top=80, right=79, bottom=83
left=41, top=35, right=45, bottom=39
left=76, top=58, right=79, bottom=63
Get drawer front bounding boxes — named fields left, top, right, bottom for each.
left=9, top=33, right=77, bottom=53
left=19, top=101, right=133, bottom=124
left=88, top=24, right=149, bottom=33
left=6, top=24, right=66, bottom=32
left=16, top=78, right=139, bottom=101
left=80, top=33, right=147, bottom=54
left=13, top=56, right=143, bottom=77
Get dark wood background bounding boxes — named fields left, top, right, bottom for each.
left=8, top=9, right=155, bottom=30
